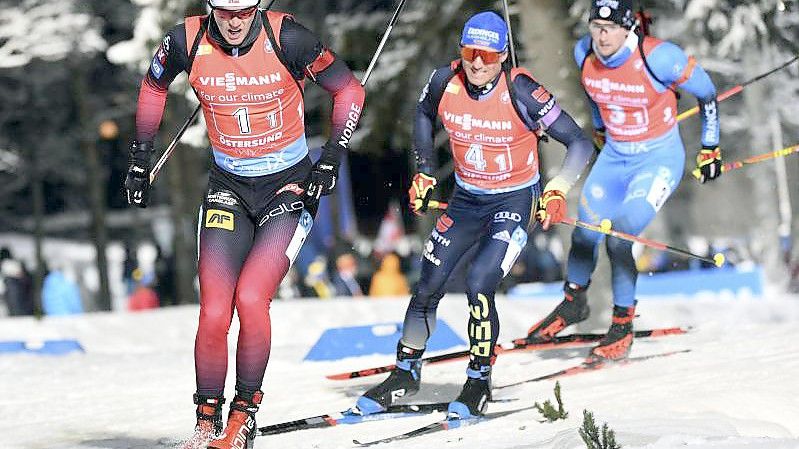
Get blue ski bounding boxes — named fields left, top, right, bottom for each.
left=352, top=405, right=535, bottom=446
left=258, top=402, right=449, bottom=435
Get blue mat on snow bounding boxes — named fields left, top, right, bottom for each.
left=507, top=266, right=763, bottom=299
left=304, top=320, right=465, bottom=361
left=0, top=339, right=84, bottom=355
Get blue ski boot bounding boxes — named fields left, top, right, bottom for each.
left=355, top=342, right=423, bottom=415
left=447, top=364, right=491, bottom=418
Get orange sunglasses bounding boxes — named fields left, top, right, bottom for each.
left=460, top=47, right=503, bottom=64
left=213, top=5, right=258, bottom=20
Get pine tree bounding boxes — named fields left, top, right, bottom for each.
left=578, top=409, right=621, bottom=449
left=534, top=381, right=569, bottom=422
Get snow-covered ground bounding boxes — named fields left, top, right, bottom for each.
left=2, top=294, right=799, bottom=449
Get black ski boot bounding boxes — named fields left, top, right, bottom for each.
left=447, top=363, right=491, bottom=418
left=515, top=282, right=590, bottom=345
left=587, top=303, right=636, bottom=363
left=355, top=342, right=423, bottom=415
left=180, top=394, right=224, bottom=449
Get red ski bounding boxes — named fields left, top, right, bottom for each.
left=326, top=327, right=688, bottom=380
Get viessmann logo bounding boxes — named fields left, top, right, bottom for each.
left=198, top=72, right=283, bottom=92
left=584, top=77, right=645, bottom=94
left=442, top=111, right=512, bottom=131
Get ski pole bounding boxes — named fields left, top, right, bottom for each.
left=690, top=143, right=799, bottom=180
left=361, top=0, right=408, bottom=86
left=149, top=104, right=200, bottom=184
left=501, top=0, right=517, bottom=67
left=562, top=217, right=725, bottom=267
left=677, top=54, right=799, bottom=122
left=149, top=0, right=280, bottom=185
left=429, top=203, right=722, bottom=266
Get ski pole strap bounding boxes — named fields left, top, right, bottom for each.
left=561, top=217, right=725, bottom=267
left=690, top=143, right=799, bottom=180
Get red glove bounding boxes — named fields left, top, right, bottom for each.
left=408, top=173, right=437, bottom=215
left=536, top=189, right=567, bottom=231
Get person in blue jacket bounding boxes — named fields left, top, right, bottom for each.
left=520, top=0, right=722, bottom=362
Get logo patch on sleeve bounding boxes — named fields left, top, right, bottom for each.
left=197, top=44, right=213, bottom=56
left=531, top=86, right=551, bottom=103
left=445, top=82, right=461, bottom=94
left=150, top=57, right=164, bottom=79
left=205, top=209, right=234, bottom=231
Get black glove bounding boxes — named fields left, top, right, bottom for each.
left=695, top=145, right=722, bottom=184
left=592, top=127, right=606, bottom=153
left=125, top=141, right=154, bottom=208
left=305, top=143, right=342, bottom=202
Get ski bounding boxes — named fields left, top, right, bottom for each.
left=494, top=349, right=692, bottom=390
left=326, top=327, right=688, bottom=380
left=352, top=405, right=536, bottom=446
left=257, top=402, right=449, bottom=436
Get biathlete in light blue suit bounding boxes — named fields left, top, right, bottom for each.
left=519, top=0, right=722, bottom=362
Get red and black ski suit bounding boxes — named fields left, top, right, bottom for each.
left=135, top=10, right=365, bottom=398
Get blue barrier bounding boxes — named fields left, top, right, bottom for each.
left=0, top=341, right=26, bottom=353
left=0, top=339, right=84, bottom=355
left=304, top=320, right=466, bottom=361
left=508, top=266, right=764, bottom=299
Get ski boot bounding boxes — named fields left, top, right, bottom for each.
left=586, top=303, right=636, bottom=364
left=355, top=342, right=423, bottom=415
left=208, top=390, right=262, bottom=449
left=447, top=363, right=491, bottom=418
left=180, top=394, right=224, bottom=449
left=514, top=282, right=590, bottom=345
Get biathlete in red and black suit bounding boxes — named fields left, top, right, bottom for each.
left=354, top=11, right=594, bottom=419
left=123, top=1, right=365, bottom=447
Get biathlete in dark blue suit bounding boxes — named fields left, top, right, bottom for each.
left=354, top=11, right=594, bottom=418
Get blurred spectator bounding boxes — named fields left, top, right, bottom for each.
left=636, top=246, right=672, bottom=273
left=127, top=268, right=160, bottom=311
left=276, top=268, right=302, bottom=299
left=123, top=242, right=138, bottom=295
left=788, top=248, right=799, bottom=294
left=0, top=247, right=34, bottom=316
left=331, top=252, right=364, bottom=297
left=790, top=261, right=799, bottom=294
left=42, top=264, right=83, bottom=315
left=369, top=253, right=410, bottom=297
left=305, top=256, right=333, bottom=298
left=373, top=201, right=405, bottom=259
left=155, top=245, right=177, bottom=306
